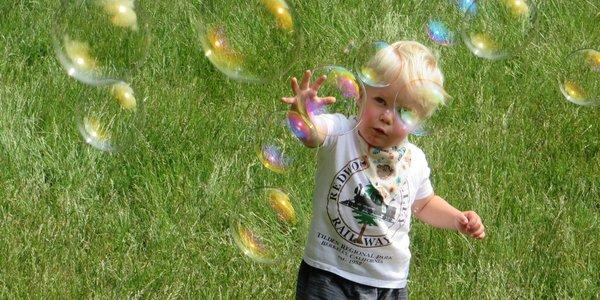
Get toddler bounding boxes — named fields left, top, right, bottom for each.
left=281, top=41, right=485, bottom=299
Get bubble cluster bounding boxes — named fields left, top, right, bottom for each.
left=75, top=82, right=143, bottom=152
left=559, top=49, right=600, bottom=106
left=462, top=0, right=537, bottom=60
left=230, top=188, right=299, bottom=264
left=190, top=0, right=301, bottom=83
left=53, top=0, right=150, bottom=86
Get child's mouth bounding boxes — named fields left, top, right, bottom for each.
left=373, top=128, right=386, bottom=136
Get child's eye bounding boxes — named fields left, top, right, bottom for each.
left=396, top=108, right=421, bottom=127
left=374, top=97, right=386, bottom=105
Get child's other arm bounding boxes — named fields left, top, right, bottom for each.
left=411, top=194, right=486, bottom=239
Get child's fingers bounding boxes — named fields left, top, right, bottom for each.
left=281, top=97, right=295, bottom=104
left=467, top=217, right=479, bottom=229
left=311, top=75, right=327, bottom=91
left=291, top=77, right=300, bottom=94
left=300, top=70, right=311, bottom=90
left=319, top=96, right=336, bottom=105
left=472, top=228, right=486, bottom=239
left=457, top=214, right=469, bottom=225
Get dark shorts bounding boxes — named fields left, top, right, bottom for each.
left=296, top=260, right=408, bottom=300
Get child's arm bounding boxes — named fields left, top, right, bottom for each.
left=411, top=194, right=486, bottom=239
left=281, top=70, right=336, bottom=148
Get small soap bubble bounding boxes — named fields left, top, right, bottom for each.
left=462, top=0, right=537, bottom=60
left=427, top=20, right=456, bottom=46
left=53, top=0, right=150, bottom=86
left=230, top=187, right=300, bottom=264
left=559, top=49, right=600, bottom=106
left=190, top=0, right=301, bottom=83
left=256, top=143, right=292, bottom=174
left=286, top=110, right=316, bottom=143
left=75, top=82, right=144, bottom=152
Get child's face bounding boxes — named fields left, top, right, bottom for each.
left=357, top=83, right=421, bottom=148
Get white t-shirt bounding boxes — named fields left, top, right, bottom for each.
left=303, top=114, right=434, bottom=289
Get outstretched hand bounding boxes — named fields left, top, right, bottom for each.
left=455, top=211, right=485, bottom=240
left=281, top=70, right=336, bottom=115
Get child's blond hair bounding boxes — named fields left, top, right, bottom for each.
left=367, top=41, right=447, bottom=118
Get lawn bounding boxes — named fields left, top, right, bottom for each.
left=0, top=0, right=598, bottom=298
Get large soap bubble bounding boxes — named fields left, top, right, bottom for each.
left=74, top=82, right=145, bottom=152
left=462, top=0, right=537, bottom=60
left=190, top=0, right=302, bottom=83
left=286, top=66, right=366, bottom=144
left=53, top=0, right=151, bottom=86
left=230, top=187, right=301, bottom=264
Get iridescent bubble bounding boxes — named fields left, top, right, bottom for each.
left=424, top=1, right=477, bottom=47
left=559, top=49, right=600, bottom=106
left=75, top=81, right=144, bottom=152
left=190, top=0, right=301, bottom=83
left=394, top=79, right=450, bottom=136
left=286, top=110, right=316, bottom=143
left=457, top=0, right=477, bottom=14
left=462, top=0, right=537, bottom=60
left=354, top=41, right=396, bottom=87
left=230, top=187, right=300, bottom=264
left=427, top=20, right=456, bottom=46
left=52, top=0, right=150, bottom=86
left=256, top=143, right=292, bottom=174
left=305, top=66, right=366, bottom=138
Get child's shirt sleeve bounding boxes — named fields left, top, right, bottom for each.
left=315, top=113, right=354, bottom=151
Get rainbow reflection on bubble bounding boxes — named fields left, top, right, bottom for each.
left=331, top=68, right=360, bottom=100
left=457, top=0, right=477, bottom=14
left=396, top=79, right=450, bottom=136
left=586, top=50, right=600, bottom=72
left=266, top=188, right=297, bottom=224
left=230, top=187, right=299, bottom=264
left=256, top=144, right=290, bottom=174
left=231, top=221, right=273, bottom=263
left=427, top=20, right=455, bottom=46
left=286, top=110, right=315, bottom=142
left=559, top=49, right=600, bottom=106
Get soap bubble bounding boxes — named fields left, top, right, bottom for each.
left=190, top=0, right=301, bottom=83
left=75, top=81, right=144, bottom=152
left=559, top=49, right=600, bottom=106
left=256, top=142, right=293, bottom=174
left=427, top=20, right=456, bottom=46
left=424, top=1, right=477, bottom=46
left=394, top=79, right=450, bottom=136
left=287, top=66, right=365, bottom=143
left=462, top=0, right=537, bottom=60
left=53, top=0, right=151, bottom=86
left=230, top=187, right=300, bottom=264
left=354, top=41, right=397, bottom=87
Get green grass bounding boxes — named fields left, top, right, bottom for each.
left=1, top=0, right=599, bottom=298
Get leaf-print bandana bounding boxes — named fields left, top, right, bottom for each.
left=358, top=137, right=412, bottom=205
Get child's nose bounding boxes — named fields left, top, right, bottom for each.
left=379, top=109, right=394, bottom=125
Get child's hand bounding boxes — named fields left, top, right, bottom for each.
left=281, top=70, right=336, bottom=115
left=456, top=211, right=485, bottom=239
